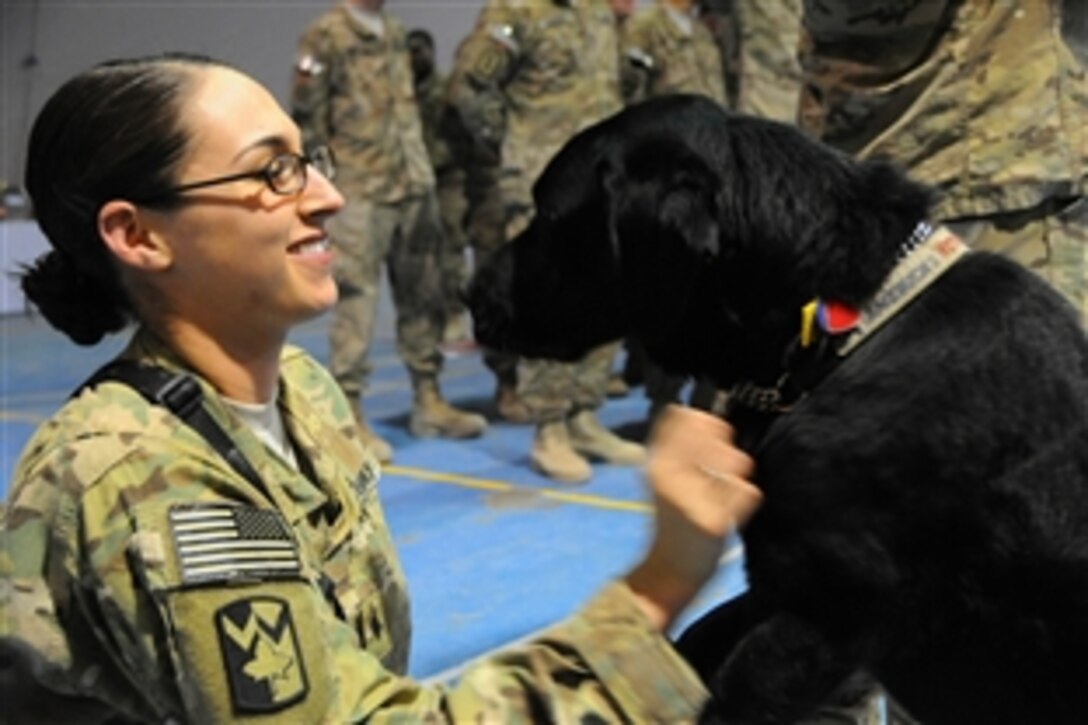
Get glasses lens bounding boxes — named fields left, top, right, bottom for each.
left=265, top=154, right=306, bottom=195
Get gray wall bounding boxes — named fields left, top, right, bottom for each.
left=1, top=0, right=482, bottom=189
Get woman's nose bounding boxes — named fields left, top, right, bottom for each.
left=303, top=166, right=345, bottom=214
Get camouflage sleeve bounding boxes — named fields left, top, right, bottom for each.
left=447, top=581, right=709, bottom=723
left=4, top=411, right=708, bottom=724
left=4, top=468, right=707, bottom=723
left=618, top=12, right=659, bottom=104
left=291, top=21, right=336, bottom=152
left=616, top=19, right=655, bottom=104
left=445, top=0, right=520, bottom=158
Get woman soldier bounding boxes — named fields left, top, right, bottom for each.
left=1, top=54, right=759, bottom=722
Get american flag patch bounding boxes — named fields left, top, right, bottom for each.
left=169, top=505, right=301, bottom=584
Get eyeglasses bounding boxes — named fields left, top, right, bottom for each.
left=134, top=146, right=335, bottom=204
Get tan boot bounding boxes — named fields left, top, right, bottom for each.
left=530, top=420, right=592, bottom=483
left=410, top=377, right=488, bottom=438
left=606, top=373, right=630, bottom=398
left=568, top=409, right=646, bottom=466
left=495, top=383, right=532, bottom=424
left=351, top=404, right=394, bottom=464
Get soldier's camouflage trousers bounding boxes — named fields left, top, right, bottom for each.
left=947, top=195, right=1086, bottom=326
left=436, top=169, right=470, bottom=321
left=328, top=191, right=446, bottom=397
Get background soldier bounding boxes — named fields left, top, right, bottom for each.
left=620, top=0, right=728, bottom=106
left=698, top=0, right=803, bottom=121
left=447, top=0, right=645, bottom=483
left=799, top=0, right=1086, bottom=323
left=407, top=28, right=475, bottom=351
left=292, top=0, right=488, bottom=464
left=729, top=0, right=803, bottom=121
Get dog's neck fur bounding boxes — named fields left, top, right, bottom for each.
left=726, top=221, right=973, bottom=419
left=717, top=119, right=933, bottom=308
left=706, top=117, right=935, bottom=397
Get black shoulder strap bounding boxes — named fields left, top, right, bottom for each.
left=76, top=360, right=267, bottom=494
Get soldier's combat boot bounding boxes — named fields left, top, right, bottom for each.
left=530, top=419, right=592, bottom=483
left=351, top=402, right=394, bottom=465
left=606, top=372, right=630, bottom=398
left=568, top=408, right=646, bottom=466
left=495, top=382, right=532, bottom=424
left=410, top=376, right=488, bottom=439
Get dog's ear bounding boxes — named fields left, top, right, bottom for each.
left=659, top=166, right=720, bottom=260
left=600, top=148, right=720, bottom=263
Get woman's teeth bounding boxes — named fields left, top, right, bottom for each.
left=291, top=238, right=329, bottom=255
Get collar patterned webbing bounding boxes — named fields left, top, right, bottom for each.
left=837, top=223, right=968, bottom=357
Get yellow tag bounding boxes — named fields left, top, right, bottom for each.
left=800, top=299, right=818, bottom=348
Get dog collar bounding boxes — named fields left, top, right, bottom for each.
left=730, top=221, right=969, bottom=414
left=799, top=222, right=968, bottom=353
left=837, top=222, right=967, bottom=356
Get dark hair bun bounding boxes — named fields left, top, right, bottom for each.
left=20, top=250, right=130, bottom=345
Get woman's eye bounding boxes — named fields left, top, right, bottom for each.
left=266, top=157, right=294, bottom=183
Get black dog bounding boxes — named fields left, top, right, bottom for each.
left=467, top=95, right=1088, bottom=724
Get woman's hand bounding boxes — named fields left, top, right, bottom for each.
left=625, top=405, right=761, bottom=631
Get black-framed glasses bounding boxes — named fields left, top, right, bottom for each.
left=133, top=146, right=335, bottom=204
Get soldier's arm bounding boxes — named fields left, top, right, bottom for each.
left=618, top=12, right=659, bottom=104
left=445, top=0, right=521, bottom=162
left=5, top=453, right=709, bottom=722
left=290, top=23, right=335, bottom=152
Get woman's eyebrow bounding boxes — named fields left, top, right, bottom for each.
left=231, top=134, right=294, bottom=163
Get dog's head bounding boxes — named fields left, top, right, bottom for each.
left=468, top=95, right=932, bottom=386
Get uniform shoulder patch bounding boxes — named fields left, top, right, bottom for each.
left=169, top=504, right=301, bottom=585
left=216, top=596, right=309, bottom=713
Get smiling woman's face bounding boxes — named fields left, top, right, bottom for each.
left=145, top=65, right=344, bottom=343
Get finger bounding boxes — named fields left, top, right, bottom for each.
left=649, top=406, right=732, bottom=455
left=695, top=465, right=764, bottom=526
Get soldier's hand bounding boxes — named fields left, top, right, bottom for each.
left=625, top=406, right=760, bottom=631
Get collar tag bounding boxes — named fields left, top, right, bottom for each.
left=800, top=299, right=859, bottom=349
left=818, top=300, right=861, bottom=335
left=800, top=300, right=819, bottom=348
left=838, top=226, right=968, bottom=357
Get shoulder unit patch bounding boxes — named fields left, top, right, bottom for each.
left=216, top=596, right=309, bottom=713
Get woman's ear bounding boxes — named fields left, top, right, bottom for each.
left=98, top=200, right=173, bottom=271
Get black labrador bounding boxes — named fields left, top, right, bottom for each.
left=466, top=95, right=1088, bottom=724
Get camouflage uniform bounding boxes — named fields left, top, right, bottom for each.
left=799, top=0, right=1087, bottom=321
left=448, top=0, right=628, bottom=420
left=291, top=6, right=446, bottom=398
left=732, top=0, right=804, bottom=121
left=415, top=68, right=472, bottom=331
left=620, top=0, right=728, bottom=105
left=0, top=328, right=708, bottom=722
